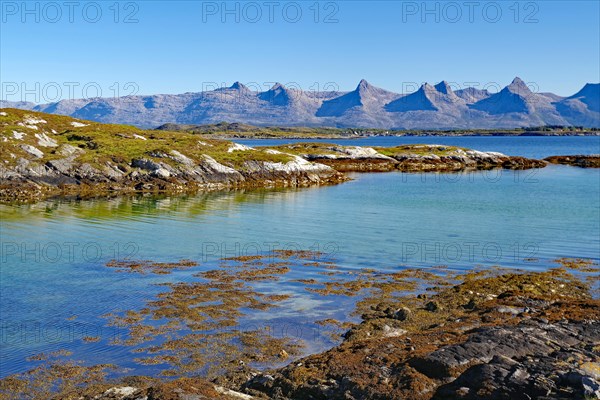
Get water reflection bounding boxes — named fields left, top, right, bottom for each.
left=1, top=167, right=598, bottom=378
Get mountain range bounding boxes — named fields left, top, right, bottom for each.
left=1, top=78, right=598, bottom=129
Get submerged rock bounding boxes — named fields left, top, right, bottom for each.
left=544, top=155, right=600, bottom=168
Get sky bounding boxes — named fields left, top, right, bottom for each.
left=1, top=0, right=599, bottom=102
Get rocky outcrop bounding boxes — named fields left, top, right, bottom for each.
left=241, top=269, right=600, bottom=400
left=392, top=150, right=547, bottom=172
left=282, top=144, right=548, bottom=172
left=0, top=153, right=344, bottom=203
left=302, top=145, right=399, bottom=172
left=544, top=155, right=600, bottom=168
left=245, top=322, right=600, bottom=399
left=0, top=110, right=346, bottom=203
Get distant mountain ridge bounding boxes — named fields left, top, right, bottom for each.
left=1, top=78, right=599, bottom=129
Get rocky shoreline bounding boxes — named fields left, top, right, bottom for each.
left=241, top=268, right=600, bottom=400
left=0, top=110, right=347, bottom=203
left=2, top=258, right=598, bottom=400
left=544, top=155, right=600, bottom=168
left=3, top=110, right=598, bottom=204
left=0, top=159, right=346, bottom=204
left=275, top=143, right=549, bottom=172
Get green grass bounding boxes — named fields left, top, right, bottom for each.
left=0, top=109, right=293, bottom=170
left=375, top=145, right=466, bottom=157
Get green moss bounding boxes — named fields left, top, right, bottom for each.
left=0, top=109, right=293, bottom=171
left=375, top=145, right=466, bottom=157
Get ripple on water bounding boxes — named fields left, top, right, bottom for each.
left=1, top=165, right=598, bottom=379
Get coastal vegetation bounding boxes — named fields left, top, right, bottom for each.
left=0, top=254, right=598, bottom=399
left=156, top=122, right=600, bottom=139
left=0, top=109, right=344, bottom=203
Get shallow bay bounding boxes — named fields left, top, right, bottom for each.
left=1, top=163, right=599, bottom=378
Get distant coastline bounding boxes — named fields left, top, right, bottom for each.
left=157, top=122, right=600, bottom=139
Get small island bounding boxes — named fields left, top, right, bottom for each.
left=1, top=109, right=597, bottom=204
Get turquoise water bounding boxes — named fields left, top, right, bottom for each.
left=1, top=164, right=599, bottom=378
left=237, top=135, right=600, bottom=158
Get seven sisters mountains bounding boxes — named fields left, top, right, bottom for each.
left=1, top=77, right=599, bottom=129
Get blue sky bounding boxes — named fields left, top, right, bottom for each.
left=1, top=1, right=599, bottom=102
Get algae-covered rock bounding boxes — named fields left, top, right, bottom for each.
left=544, top=155, right=600, bottom=168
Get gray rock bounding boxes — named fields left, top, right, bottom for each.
left=34, top=133, right=58, bottom=147
left=20, top=144, right=44, bottom=158
left=169, top=150, right=195, bottom=166
left=582, top=377, right=600, bottom=399
left=496, top=306, right=526, bottom=315
left=92, top=386, right=145, bottom=400
left=58, top=144, right=85, bottom=156
left=47, top=157, right=75, bottom=174
left=411, top=321, right=600, bottom=380
left=131, top=158, right=163, bottom=172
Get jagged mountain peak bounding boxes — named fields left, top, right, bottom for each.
left=316, top=80, right=397, bottom=118
left=385, top=81, right=467, bottom=114
left=355, top=79, right=391, bottom=97
left=507, top=77, right=532, bottom=94
left=230, top=81, right=249, bottom=91
left=470, top=77, right=539, bottom=115
left=258, top=83, right=296, bottom=106
left=434, top=81, right=455, bottom=95
left=357, top=79, right=372, bottom=90
left=386, top=84, right=438, bottom=113
left=270, top=82, right=286, bottom=91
